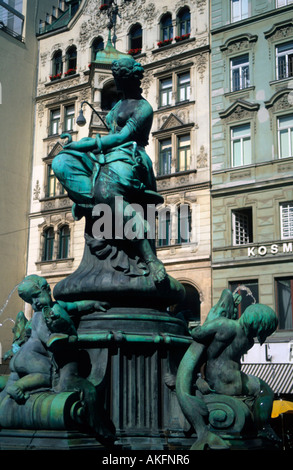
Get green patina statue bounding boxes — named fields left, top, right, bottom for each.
left=51, top=57, right=184, bottom=308
left=176, top=289, right=281, bottom=450
left=0, top=275, right=115, bottom=441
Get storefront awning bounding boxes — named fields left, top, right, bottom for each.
left=241, top=363, right=293, bottom=395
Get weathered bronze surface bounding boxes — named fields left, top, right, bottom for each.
left=176, top=289, right=281, bottom=450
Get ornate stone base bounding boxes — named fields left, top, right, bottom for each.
left=76, top=308, right=193, bottom=449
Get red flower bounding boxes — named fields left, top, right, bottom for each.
left=128, top=48, right=142, bottom=55
left=157, top=38, right=173, bottom=47
left=64, top=68, right=77, bottom=76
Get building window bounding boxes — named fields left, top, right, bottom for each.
left=42, top=227, right=55, bottom=261
left=129, top=23, right=142, bottom=54
left=178, top=72, right=190, bottom=102
left=177, top=7, right=190, bottom=37
left=160, top=13, right=173, bottom=42
left=91, top=37, right=104, bottom=61
left=280, top=202, right=293, bottom=239
left=229, top=280, right=259, bottom=317
left=64, top=104, right=75, bottom=131
left=159, top=138, right=172, bottom=175
left=230, top=54, right=249, bottom=91
left=157, top=209, right=171, bottom=246
left=46, top=164, right=57, bottom=197
left=0, top=0, right=24, bottom=40
left=58, top=225, right=70, bottom=259
left=231, top=0, right=249, bottom=22
left=232, top=208, right=253, bottom=245
left=177, top=204, right=191, bottom=244
left=276, top=278, right=293, bottom=330
left=50, top=108, right=60, bottom=135
left=159, top=77, right=172, bottom=107
left=276, top=42, right=293, bottom=80
left=101, top=81, right=120, bottom=110
left=278, top=114, right=293, bottom=158
left=231, top=123, right=251, bottom=167
left=65, top=45, right=77, bottom=74
left=276, top=0, right=293, bottom=7
left=177, top=134, right=191, bottom=172
left=52, top=50, right=63, bottom=78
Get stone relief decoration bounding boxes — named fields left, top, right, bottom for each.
left=219, top=99, right=260, bottom=123
left=195, top=52, right=208, bottom=83
left=141, top=69, right=153, bottom=98
left=40, top=52, right=49, bottom=67
left=37, top=102, right=45, bottom=126
left=120, top=1, right=157, bottom=28
left=196, top=145, right=208, bottom=169
left=220, top=33, right=258, bottom=55
left=46, top=142, right=64, bottom=159
left=264, top=20, right=293, bottom=61
left=264, top=19, right=293, bottom=42
left=265, top=89, right=293, bottom=113
left=33, top=180, right=41, bottom=201
left=159, top=113, right=185, bottom=130
left=196, top=0, right=207, bottom=14
left=265, top=89, right=293, bottom=130
left=79, top=87, right=92, bottom=102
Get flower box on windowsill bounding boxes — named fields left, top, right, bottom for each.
left=157, top=39, right=173, bottom=48
left=64, top=68, right=77, bottom=77
left=175, top=34, right=190, bottom=42
left=49, top=73, right=62, bottom=81
left=128, top=48, right=142, bottom=56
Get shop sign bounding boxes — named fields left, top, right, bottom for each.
left=248, top=242, right=293, bottom=257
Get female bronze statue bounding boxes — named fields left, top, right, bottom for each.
left=52, top=57, right=184, bottom=308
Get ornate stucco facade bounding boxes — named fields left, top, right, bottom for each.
left=26, top=0, right=212, bottom=323
left=0, top=0, right=58, bottom=358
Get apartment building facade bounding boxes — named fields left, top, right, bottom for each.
left=210, top=0, right=293, bottom=397
left=26, top=0, right=212, bottom=324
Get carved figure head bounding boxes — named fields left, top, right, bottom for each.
left=111, top=57, right=144, bottom=94
left=239, top=304, right=278, bottom=345
left=18, top=275, right=52, bottom=311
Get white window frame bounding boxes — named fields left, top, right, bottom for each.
left=230, top=54, right=249, bottom=91
left=159, top=138, right=172, bottom=176
left=178, top=72, right=191, bottom=102
left=278, top=114, right=293, bottom=159
left=50, top=108, right=61, bottom=136
left=231, top=0, right=249, bottom=23
left=276, top=0, right=293, bottom=7
left=64, top=104, right=75, bottom=132
left=232, top=208, right=252, bottom=245
left=280, top=202, right=293, bottom=239
left=231, top=123, right=251, bottom=167
left=276, top=42, right=293, bottom=80
left=160, top=77, right=172, bottom=107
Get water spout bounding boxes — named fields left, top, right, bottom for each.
left=232, top=284, right=257, bottom=305
left=0, top=283, right=20, bottom=317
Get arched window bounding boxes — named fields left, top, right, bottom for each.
left=65, top=45, right=77, bottom=74
left=42, top=228, right=55, bottom=261
left=177, top=7, right=190, bottom=37
left=92, top=37, right=104, bottom=61
left=58, top=225, right=70, bottom=259
left=52, top=50, right=63, bottom=78
left=129, top=24, right=142, bottom=54
left=173, top=283, right=201, bottom=326
left=160, top=13, right=173, bottom=42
